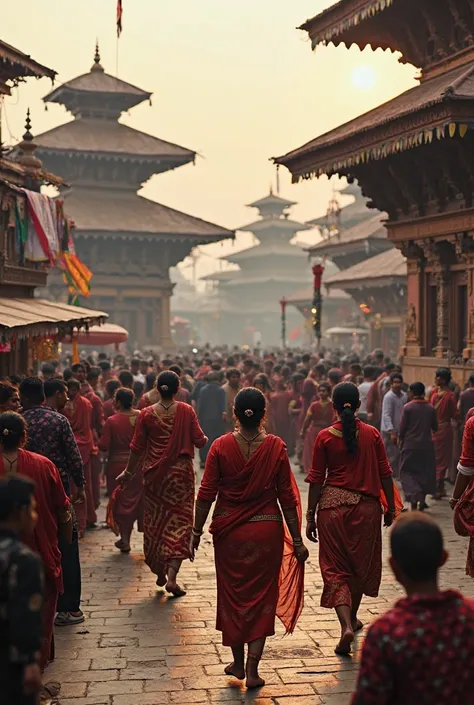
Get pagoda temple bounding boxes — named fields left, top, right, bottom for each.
left=34, top=46, right=232, bottom=350
left=202, top=190, right=341, bottom=346
left=276, top=0, right=474, bottom=384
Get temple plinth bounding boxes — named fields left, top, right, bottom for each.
left=35, top=45, right=232, bottom=350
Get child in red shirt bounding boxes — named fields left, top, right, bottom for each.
left=352, top=513, right=474, bottom=705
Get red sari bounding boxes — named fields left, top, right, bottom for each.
left=0, top=449, right=70, bottom=669
left=103, top=413, right=144, bottom=538
left=270, top=390, right=292, bottom=445
left=307, top=421, right=394, bottom=609
left=130, top=403, right=206, bottom=577
left=198, top=434, right=304, bottom=646
left=64, top=394, right=95, bottom=530
left=302, top=400, right=334, bottom=474
left=453, top=417, right=474, bottom=577
left=430, top=388, right=458, bottom=481
left=99, top=412, right=138, bottom=495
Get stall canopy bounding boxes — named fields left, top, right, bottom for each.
left=0, top=298, right=107, bottom=341
left=72, top=323, right=128, bottom=346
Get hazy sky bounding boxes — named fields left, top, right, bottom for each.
left=2, top=0, right=417, bottom=277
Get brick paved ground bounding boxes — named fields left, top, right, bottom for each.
left=47, top=466, right=474, bottom=705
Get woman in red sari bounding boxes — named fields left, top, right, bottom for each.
left=430, top=368, right=458, bottom=499
left=306, top=383, right=397, bottom=656
left=451, top=414, right=474, bottom=577
left=100, top=388, right=143, bottom=553
left=192, top=388, right=308, bottom=689
left=300, top=382, right=333, bottom=474
left=117, top=371, right=207, bottom=596
left=0, top=412, right=72, bottom=670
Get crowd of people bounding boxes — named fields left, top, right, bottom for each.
left=1, top=345, right=474, bottom=703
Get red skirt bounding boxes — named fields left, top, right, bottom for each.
left=214, top=517, right=284, bottom=646
left=433, top=423, right=454, bottom=481
left=107, top=470, right=144, bottom=536
left=468, top=538, right=474, bottom=578
left=143, top=456, right=194, bottom=576
left=317, top=497, right=382, bottom=609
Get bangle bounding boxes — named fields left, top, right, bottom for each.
left=286, top=516, right=298, bottom=524
left=449, top=497, right=459, bottom=504
left=293, top=538, right=303, bottom=547
left=192, top=528, right=204, bottom=537
left=306, top=510, right=316, bottom=521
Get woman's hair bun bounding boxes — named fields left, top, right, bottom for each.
left=234, top=388, right=265, bottom=429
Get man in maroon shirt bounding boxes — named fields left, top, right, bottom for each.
left=352, top=514, right=474, bottom=705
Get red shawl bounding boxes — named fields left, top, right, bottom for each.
left=210, top=436, right=304, bottom=635
left=0, top=449, right=70, bottom=590
left=454, top=479, right=474, bottom=537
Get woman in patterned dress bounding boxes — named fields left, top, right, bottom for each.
left=306, top=382, right=398, bottom=655
left=191, top=388, right=308, bottom=689
left=117, top=371, right=207, bottom=596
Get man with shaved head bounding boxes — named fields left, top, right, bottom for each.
left=352, top=514, right=474, bottom=705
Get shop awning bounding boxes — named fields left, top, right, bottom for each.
left=72, top=323, right=128, bottom=346
left=0, top=298, right=107, bottom=341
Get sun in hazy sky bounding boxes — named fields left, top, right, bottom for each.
left=351, top=65, right=377, bottom=91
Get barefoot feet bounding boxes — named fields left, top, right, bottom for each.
left=224, top=663, right=245, bottom=680
left=165, top=580, right=187, bottom=597
left=335, top=628, right=355, bottom=655
left=246, top=656, right=265, bottom=689
left=352, top=619, right=364, bottom=633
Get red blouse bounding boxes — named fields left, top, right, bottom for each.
left=198, top=433, right=298, bottom=514
left=130, top=402, right=206, bottom=462
left=307, top=420, right=392, bottom=498
left=99, top=412, right=138, bottom=461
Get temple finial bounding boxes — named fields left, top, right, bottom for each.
left=23, top=108, right=33, bottom=141
left=269, top=183, right=273, bottom=195
left=17, top=108, right=42, bottom=169
left=91, top=39, right=104, bottom=72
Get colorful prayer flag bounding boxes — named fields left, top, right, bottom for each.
left=117, top=0, right=123, bottom=37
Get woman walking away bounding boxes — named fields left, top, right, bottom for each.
left=0, top=412, right=72, bottom=671
left=301, top=382, right=333, bottom=474
left=306, top=382, right=399, bottom=656
left=192, top=388, right=308, bottom=689
left=100, top=388, right=140, bottom=497
left=101, top=388, right=142, bottom=554
left=117, top=371, right=207, bottom=596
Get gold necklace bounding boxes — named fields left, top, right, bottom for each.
left=237, top=431, right=262, bottom=458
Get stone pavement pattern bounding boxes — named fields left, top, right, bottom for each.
left=47, top=467, right=474, bottom=705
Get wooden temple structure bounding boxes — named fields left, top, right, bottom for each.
left=0, top=40, right=107, bottom=374
left=306, top=183, right=406, bottom=355
left=276, top=0, right=474, bottom=384
left=34, top=46, right=232, bottom=351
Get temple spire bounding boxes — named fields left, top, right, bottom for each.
left=16, top=108, right=42, bottom=169
left=91, top=39, right=104, bottom=73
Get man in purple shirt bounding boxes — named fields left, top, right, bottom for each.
left=20, top=377, right=86, bottom=628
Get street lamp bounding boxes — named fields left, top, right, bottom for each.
left=279, top=296, right=287, bottom=349
left=312, top=262, right=325, bottom=347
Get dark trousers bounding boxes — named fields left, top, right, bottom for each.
left=57, top=529, right=82, bottom=613
left=199, top=423, right=224, bottom=465
left=0, top=662, right=37, bottom=705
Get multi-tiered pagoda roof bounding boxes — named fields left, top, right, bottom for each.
left=34, top=46, right=231, bottom=246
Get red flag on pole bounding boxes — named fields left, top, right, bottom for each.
left=117, top=0, right=123, bottom=36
